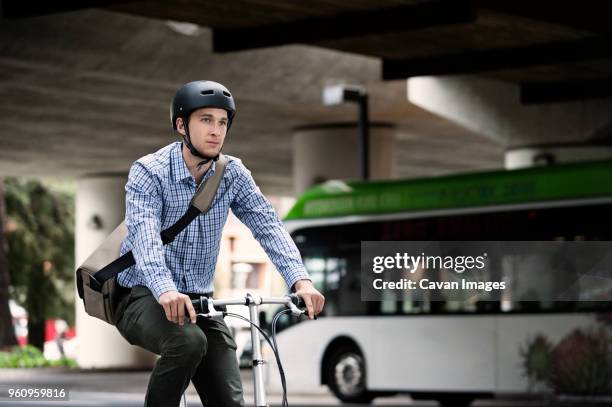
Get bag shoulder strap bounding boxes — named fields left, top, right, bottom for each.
left=86, top=155, right=228, bottom=290
left=160, top=154, right=227, bottom=244
left=192, top=155, right=227, bottom=212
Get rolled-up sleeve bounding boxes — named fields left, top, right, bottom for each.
left=230, top=161, right=310, bottom=290
left=125, top=162, right=177, bottom=300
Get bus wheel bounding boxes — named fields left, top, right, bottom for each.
left=326, top=345, right=375, bottom=404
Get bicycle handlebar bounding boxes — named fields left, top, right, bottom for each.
left=191, top=293, right=306, bottom=318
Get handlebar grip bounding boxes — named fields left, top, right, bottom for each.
left=191, top=297, right=207, bottom=313
left=191, top=297, right=227, bottom=314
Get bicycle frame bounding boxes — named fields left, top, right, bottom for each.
left=182, top=293, right=304, bottom=407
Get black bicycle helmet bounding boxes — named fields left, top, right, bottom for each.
left=170, top=80, right=236, bottom=162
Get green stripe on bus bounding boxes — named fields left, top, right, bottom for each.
left=285, top=160, right=612, bottom=220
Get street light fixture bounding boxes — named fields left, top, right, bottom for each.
left=322, top=84, right=370, bottom=180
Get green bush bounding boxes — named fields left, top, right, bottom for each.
left=521, top=335, right=553, bottom=389
left=0, top=345, right=76, bottom=368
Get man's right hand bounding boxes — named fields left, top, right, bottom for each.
left=158, top=291, right=197, bottom=325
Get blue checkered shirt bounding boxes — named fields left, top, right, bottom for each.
left=117, top=142, right=310, bottom=300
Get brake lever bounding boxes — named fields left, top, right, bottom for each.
left=287, top=294, right=314, bottom=319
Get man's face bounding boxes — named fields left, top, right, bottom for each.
left=177, top=107, right=228, bottom=158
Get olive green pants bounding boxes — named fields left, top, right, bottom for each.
left=114, top=285, right=245, bottom=407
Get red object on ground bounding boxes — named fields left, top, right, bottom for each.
left=64, top=327, right=76, bottom=339
left=45, top=320, right=56, bottom=342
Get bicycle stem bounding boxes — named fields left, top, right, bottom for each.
left=247, top=294, right=267, bottom=406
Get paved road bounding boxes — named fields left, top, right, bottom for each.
left=1, top=368, right=609, bottom=406
left=0, top=391, right=605, bottom=407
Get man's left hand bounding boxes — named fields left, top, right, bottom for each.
left=293, top=279, right=325, bottom=320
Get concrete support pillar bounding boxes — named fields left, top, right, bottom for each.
left=75, top=174, right=155, bottom=368
left=293, top=123, right=397, bottom=196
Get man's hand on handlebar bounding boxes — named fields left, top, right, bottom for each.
left=158, top=290, right=197, bottom=325
left=292, top=279, right=325, bottom=320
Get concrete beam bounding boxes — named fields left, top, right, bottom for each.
left=383, top=37, right=612, bottom=79
left=213, top=0, right=475, bottom=52
left=478, top=0, right=612, bottom=36
left=407, top=75, right=612, bottom=148
left=0, top=0, right=124, bottom=18
left=520, top=77, right=612, bottom=104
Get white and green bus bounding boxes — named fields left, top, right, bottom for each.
left=268, top=159, right=612, bottom=406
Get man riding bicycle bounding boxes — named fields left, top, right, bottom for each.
left=113, top=80, right=325, bottom=407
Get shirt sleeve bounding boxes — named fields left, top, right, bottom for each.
left=230, top=161, right=311, bottom=290
left=125, top=162, right=178, bottom=300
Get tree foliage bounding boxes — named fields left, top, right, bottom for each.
left=4, top=178, right=75, bottom=326
left=0, top=180, right=17, bottom=349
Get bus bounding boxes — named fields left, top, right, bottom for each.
left=266, top=159, right=612, bottom=406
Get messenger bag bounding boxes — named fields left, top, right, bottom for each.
left=75, top=155, right=227, bottom=325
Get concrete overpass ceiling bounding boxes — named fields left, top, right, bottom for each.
left=3, top=1, right=612, bottom=85
left=94, top=0, right=612, bottom=86
left=0, top=7, right=502, bottom=194
left=7, top=1, right=610, bottom=194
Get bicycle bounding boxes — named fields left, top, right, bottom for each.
left=179, top=293, right=308, bottom=407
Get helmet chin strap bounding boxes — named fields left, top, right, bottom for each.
left=182, top=118, right=220, bottom=169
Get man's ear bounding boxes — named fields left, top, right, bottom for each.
left=176, top=117, right=186, bottom=136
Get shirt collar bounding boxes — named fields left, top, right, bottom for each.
left=171, top=142, right=217, bottom=184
